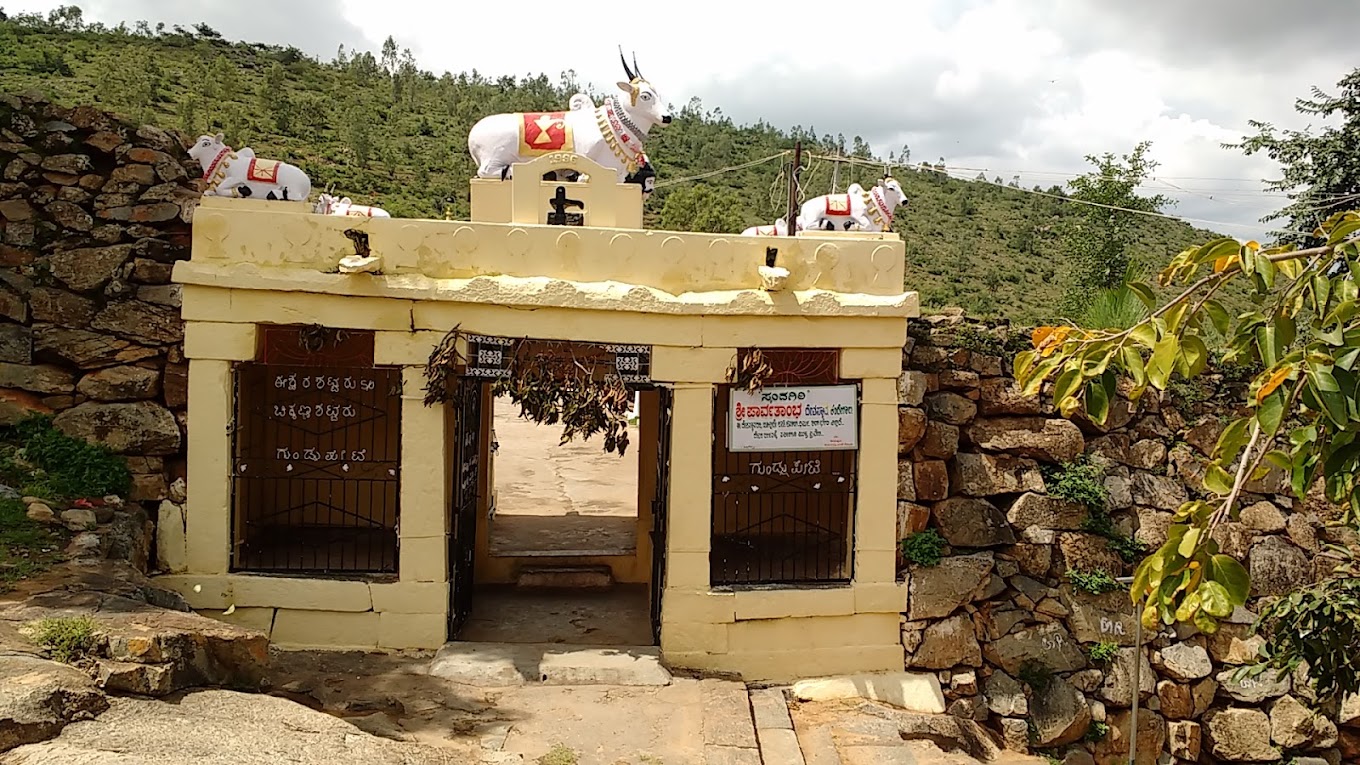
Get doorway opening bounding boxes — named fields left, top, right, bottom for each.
left=442, top=334, right=671, bottom=648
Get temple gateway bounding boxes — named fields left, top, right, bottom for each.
left=157, top=151, right=918, bottom=682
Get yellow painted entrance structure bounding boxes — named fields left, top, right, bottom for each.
left=156, top=153, right=919, bottom=682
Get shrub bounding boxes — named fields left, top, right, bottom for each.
left=29, top=615, right=97, bottom=663
left=901, top=529, right=946, bottom=567
left=1066, top=568, right=1124, bottom=596
left=1042, top=457, right=1108, bottom=512
left=1084, top=720, right=1111, bottom=743
left=1087, top=641, right=1119, bottom=665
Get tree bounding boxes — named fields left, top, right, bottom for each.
left=658, top=184, right=747, bottom=233
left=1016, top=210, right=1360, bottom=711
left=1226, top=68, right=1360, bottom=246
left=1056, top=141, right=1172, bottom=319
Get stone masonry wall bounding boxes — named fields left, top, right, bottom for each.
left=0, top=93, right=199, bottom=515
left=896, top=311, right=1360, bottom=764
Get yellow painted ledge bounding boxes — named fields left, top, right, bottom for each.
left=172, top=262, right=919, bottom=319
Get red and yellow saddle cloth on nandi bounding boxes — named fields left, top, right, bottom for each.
left=518, top=112, right=575, bottom=156
left=824, top=194, right=852, bottom=216
left=245, top=158, right=281, bottom=184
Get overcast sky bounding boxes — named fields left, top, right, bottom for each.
left=9, top=0, right=1357, bottom=238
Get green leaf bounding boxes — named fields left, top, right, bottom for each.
left=1129, top=322, right=1158, bottom=350
left=1193, top=608, right=1220, bottom=635
left=1121, top=345, right=1146, bottom=387
left=1263, top=449, right=1293, bottom=471
left=1258, top=389, right=1285, bottom=436
left=1337, top=346, right=1360, bottom=372
left=1178, top=526, right=1203, bottom=558
left=1053, top=367, right=1082, bottom=404
left=1125, top=281, right=1157, bottom=310
left=1214, top=417, right=1251, bottom=463
left=1327, top=218, right=1360, bottom=245
left=1198, top=580, right=1234, bottom=617
left=1012, top=350, right=1036, bottom=381
left=1175, top=590, right=1203, bottom=623
left=1181, top=334, right=1209, bottom=377
left=1208, top=555, right=1250, bottom=605
left=1203, top=463, right=1234, bottom=495
left=1204, top=299, right=1231, bottom=336
left=1147, top=335, right=1179, bottom=390
left=1086, top=378, right=1110, bottom=425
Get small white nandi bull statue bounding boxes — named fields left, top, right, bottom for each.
left=313, top=192, right=391, bottom=218
left=188, top=133, right=312, bottom=201
left=468, top=49, right=671, bottom=183
left=740, top=218, right=801, bottom=237
left=796, top=177, right=907, bottom=233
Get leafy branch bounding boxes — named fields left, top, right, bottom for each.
left=1016, top=211, right=1360, bottom=644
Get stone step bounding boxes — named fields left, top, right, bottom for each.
left=515, top=564, right=614, bottom=589
left=428, top=642, right=670, bottom=688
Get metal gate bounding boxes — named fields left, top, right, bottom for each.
left=649, top=387, right=674, bottom=645
left=448, top=377, right=483, bottom=638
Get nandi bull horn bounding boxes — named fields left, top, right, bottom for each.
left=618, top=46, right=643, bottom=81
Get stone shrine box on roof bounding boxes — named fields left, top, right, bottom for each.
left=161, top=150, right=920, bottom=684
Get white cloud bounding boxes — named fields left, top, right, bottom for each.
left=7, top=0, right=1354, bottom=237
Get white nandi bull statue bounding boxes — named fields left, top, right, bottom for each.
left=314, top=192, right=391, bottom=218
left=740, top=218, right=801, bottom=237
left=188, top=133, right=312, bottom=201
left=796, top=177, right=907, bottom=233
left=468, top=49, right=671, bottom=183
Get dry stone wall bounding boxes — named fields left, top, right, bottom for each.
left=0, top=93, right=199, bottom=510
left=896, top=311, right=1360, bottom=764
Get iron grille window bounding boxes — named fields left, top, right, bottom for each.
left=710, top=385, right=856, bottom=586
left=230, top=361, right=402, bottom=575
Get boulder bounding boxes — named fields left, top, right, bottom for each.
left=966, top=416, right=1085, bottom=462
left=983, top=622, right=1086, bottom=675
left=925, top=392, right=977, bottom=425
left=1056, top=532, right=1125, bottom=576
left=76, top=365, right=161, bottom=401
left=950, top=453, right=1044, bottom=496
left=907, top=613, right=982, bottom=669
left=898, top=371, right=927, bottom=406
left=1006, top=543, right=1052, bottom=578
left=897, top=501, right=929, bottom=538
left=1126, top=439, right=1167, bottom=470
left=1104, top=474, right=1133, bottom=509
left=1270, top=694, right=1338, bottom=750
left=1129, top=472, right=1188, bottom=511
left=913, top=460, right=949, bottom=501
left=1193, top=677, right=1219, bottom=718
left=919, top=421, right=959, bottom=460
left=1241, top=501, right=1287, bottom=533
left=1217, top=667, right=1291, bottom=704
left=1006, top=492, right=1087, bottom=532
left=52, top=401, right=181, bottom=455
left=1207, top=622, right=1267, bottom=666
left=29, top=287, right=95, bottom=328
left=899, top=407, right=927, bottom=452
left=1094, top=708, right=1165, bottom=765
left=983, top=671, right=1027, bottom=717
left=1157, top=642, right=1213, bottom=682
left=1063, top=587, right=1139, bottom=646
left=1204, top=707, right=1281, bottom=762
left=1158, top=681, right=1194, bottom=720
left=0, top=653, right=110, bottom=753
left=47, top=244, right=134, bottom=291
left=1098, top=648, right=1154, bottom=707
left=1167, top=720, right=1202, bottom=760
left=0, top=362, right=74, bottom=395
left=931, top=497, right=1015, bottom=548
left=790, top=672, right=945, bottom=714
left=1250, top=536, right=1313, bottom=597
left=90, top=300, right=183, bottom=345
left=34, top=326, right=159, bottom=369
left=1030, top=677, right=1091, bottom=747
left=978, top=377, right=1041, bottom=415
left=907, top=552, right=994, bottom=619
left=1133, top=507, right=1172, bottom=548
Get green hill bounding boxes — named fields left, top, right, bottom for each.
left=0, top=9, right=1230, bottom=324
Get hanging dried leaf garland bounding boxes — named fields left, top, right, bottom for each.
left=423, top=327, right=633, bottom=455
left=726, top=348, right=773, bottom=394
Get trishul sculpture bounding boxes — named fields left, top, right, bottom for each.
left=468, top=49, right=672, bottom=183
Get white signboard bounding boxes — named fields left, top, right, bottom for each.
left=728, top=384, right=858, bottom=452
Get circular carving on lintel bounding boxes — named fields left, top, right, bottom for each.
left=661, top=235, right=685, bottom=257
left=506, top=227, right=530, bottom=257
left=871, top=244, right=897, bottom=272
left=556, top=230, right=581, bottom=254
left=452, top=226, right=478, bottom=255
left=611, top=232, right=635, bottom=259
left=814, top=242, right=841, bottom=265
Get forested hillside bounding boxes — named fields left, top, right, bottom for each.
left=0, top=8, right=1228, bottom=323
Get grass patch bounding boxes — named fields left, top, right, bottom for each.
left=0, top=414, right=130, bottom=500
left=1087, top=641, right=1119, bottom=665
left=900, top=529, right=946, bottom=567
left=1083, top=720, right=1111, bottom=743
left=0, top=497, right=66, bottom=592
left=536, top=743, right=578, bottom=765
left=1042, top=457, right=1108, bottom=511
left=28, top=614, right=97, bottom=663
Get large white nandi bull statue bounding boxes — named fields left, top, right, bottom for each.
left=740, top=218, right=800, bottom=237
left=796, top=178, right=907, bottom=233
left=313, top=192, right=391, bottom=218
left=188, top=133, right=312, bottom=201
left=468, top=49, right=671, bottom=183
